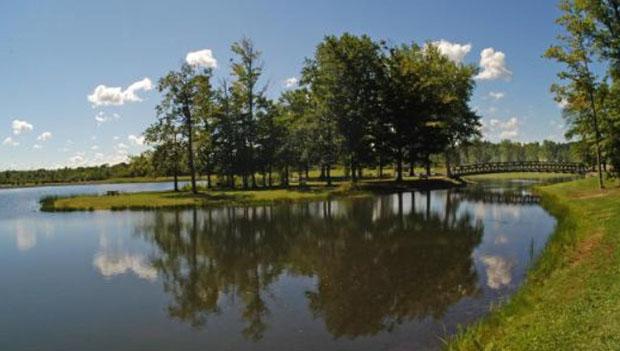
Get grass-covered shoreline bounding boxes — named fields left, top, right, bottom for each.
left=449, top=176, right=620, bottom=350
left=40, top=177, right=461, bottom=212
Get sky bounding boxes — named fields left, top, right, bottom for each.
left=0, top=0, right=569, bottom=170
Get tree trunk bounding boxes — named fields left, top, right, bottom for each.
left=426, top=155, right=431, bottom=177
left=445, top=150, right=452, bottom=178
left=588, top=88, right=605, bottom=189
left=326, top=164, right=332, bottom=186
left=173, top=167, right=178, bottom=192
left=396, top=148, right=403, bottom=182
left=183, top=105, right=197, bottom=194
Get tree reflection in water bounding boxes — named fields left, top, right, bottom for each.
left=135, top=190, right=483, bottom=341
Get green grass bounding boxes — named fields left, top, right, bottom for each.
left=448, top=176, right=620, bottom=350
left=40, top=177, right=461, bottom=212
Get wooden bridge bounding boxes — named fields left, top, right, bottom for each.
left=450, top=161, right=590, bottom=178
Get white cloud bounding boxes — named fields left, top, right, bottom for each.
left=116, top=143, right=128, bottom=150
left=37, top=131, right=52, bottom=142
left=69, top=154, right=86, bottom=166
left=480, top=117, right=520, bottom=141
left=186, top=49, right=218, bottom=68
left=87, top=78, right=153, bottom=107
left=3, top=137, right=19, bottom=146
left=16, top=223, right=36, bottom=252
left=488, top=91, right=505, bottom=100
left=475, top=48, right=512, bottom=81
left=12, top=119, right=33, bottom=135
left=93, top=252, right=157, bottom=281
left=91, top=145, right=100, bottom=151
left=284, top=77, right=299, bottom=88
left=128, top=134, right=145, bottom=146
left=481, top=255, right=514, bottom=289
left=430, top=40, right=472, bottom=63
left=557, top=98, right=569, bottom=109
left=95, top=112, right=120, bottom=125
left=494, top=234, right=509, bottom=245
left=33, top=144, right=42, bottom=150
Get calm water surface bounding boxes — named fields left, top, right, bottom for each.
left=0, top=180, right=560, bottom=350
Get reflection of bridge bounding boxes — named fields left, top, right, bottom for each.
left=450, top=161, right=590, bottom=178
left=451, top=189, right=541, bottom=205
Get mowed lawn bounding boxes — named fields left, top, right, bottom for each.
left=46, top=187, right=343, bottom=211
left=450, top=176, right=620, bottom=350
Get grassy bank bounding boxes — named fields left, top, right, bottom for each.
left=40, top=177, right=460, bottom=212
left=449, top=176, right=620, bottom=350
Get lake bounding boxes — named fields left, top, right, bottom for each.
left=0, top=179, right=559, bottom=350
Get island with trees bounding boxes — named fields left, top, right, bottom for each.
left=36, top=31, right=618, bottom=211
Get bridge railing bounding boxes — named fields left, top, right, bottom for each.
left=450, top=161, right=591, bottom=177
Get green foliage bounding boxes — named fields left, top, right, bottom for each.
left=459, top=139, right=580, bottom=164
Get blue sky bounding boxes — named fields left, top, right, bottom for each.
left=0, top=0, right=568, bottom=170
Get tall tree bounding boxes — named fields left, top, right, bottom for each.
left=145, top=108, right=184, bottom=191
left=305, top=33, right=385, bottom=181
left=230, top=37, right=266, bottom=188
left=545, top=0, right=607, bottom=188
left=158, top=63, right=213, bottom=193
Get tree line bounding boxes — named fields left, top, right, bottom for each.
left=145, top=34, right=481, bottom=193
left=0, top=139, right=584, bottom=187
left=545, top=0, right=620, bottom=188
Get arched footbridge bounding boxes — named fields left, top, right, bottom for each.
left=449, top=161, right=591, bottom=178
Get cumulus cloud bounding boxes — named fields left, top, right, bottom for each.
left=488, top=91, right=505, bottom=100
left=16, top=223, right=36, bottom=252
left=12, top=119, right=33, bottom=135
left=95, top=112, right=120, bottom=126
left=69, top=153, right=86, bottom=166
left=284, top=77, right=299, bottom=89
left=475, top=48, right=512, bottom=81
left=481, top=117, right=520, bottom=141
left=87, top=78, right=153, bottom=107
left=430, top=40, right=472, bottom=63
left=557, top=98, right=569, bottom=109
left=93, top=252, right=157, bottom=281
left=128, top=134, right=145, bottom=146
left=33, top=144, right=42, bottom=150
left=481, top=255, right=514, bottom=289
left=37, top=131, right=52, bottom=142
left=3, top=137, right=19, bottom=146
left=186, top=49, right=218, bottom=68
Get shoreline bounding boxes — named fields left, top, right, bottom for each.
left=39, top=177, right=463, bottom=212
left=449, top=176, right=620, bottom=349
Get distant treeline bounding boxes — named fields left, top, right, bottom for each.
left=0, top=140, right=592, bottom=187
left=459, top=140, right=582, bottom=164
left=0, top=162, right=143, bottom=187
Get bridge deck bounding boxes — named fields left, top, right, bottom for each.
left=450, top=161, right=590, bottom=177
